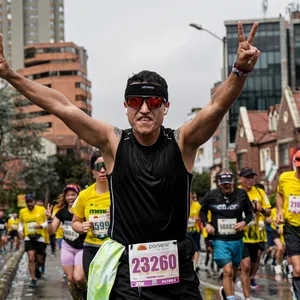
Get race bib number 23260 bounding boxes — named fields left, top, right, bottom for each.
left=129, top=240, right=179, bottom=288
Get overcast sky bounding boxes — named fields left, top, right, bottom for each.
left=64, top=0, right=289, bottom=130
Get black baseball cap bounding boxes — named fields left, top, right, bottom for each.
left=238, top=168, right=257, bottom=177
left=218, top=172, right=234, bottom=184
left=25, top=194, right=35, bottom=201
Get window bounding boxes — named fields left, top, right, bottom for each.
left=260, top=148, right=270, bottom=171
left=279, top=143, right=289, bottom=166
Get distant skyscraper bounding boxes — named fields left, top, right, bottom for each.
left=225, top=17, right=288, bottom=143
left=0, top=0, right=64, bottom=70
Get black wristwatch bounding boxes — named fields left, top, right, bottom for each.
left=261, top=208, right=266, bottom=215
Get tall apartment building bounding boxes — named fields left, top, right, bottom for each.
left=17, top=42, right=92, bottom=160
left=0, top=0, right=64, bottom=70
left=225, top=17, right=288, bottom=143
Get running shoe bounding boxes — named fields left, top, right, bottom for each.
left=29, top=279, right=37, bottom=288
left=274, top=264, right=282, bottom=275
left=250, top=278, right=259, bottom=290
left=218, top=286, right=226, bottom=300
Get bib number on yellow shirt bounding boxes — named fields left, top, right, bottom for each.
left=89, top=214, right=109, bottom=239
left=12, top=224, right=17, bottom=230
left=288, top=196, right=300, bottom=214
left=218, top=219, right=236, bottom=235
left=27, top=222, right=37, bottom=233
left=187, top=218, right=196, bottom=228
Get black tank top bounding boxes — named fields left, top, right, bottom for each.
left=108, top=126, right=192, bottom=245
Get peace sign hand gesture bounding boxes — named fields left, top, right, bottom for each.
left=236, top=21, right=260, bottom=73
left=45, top=203, right=53, bottom=220
left=0, top=35, right=11, bottom=79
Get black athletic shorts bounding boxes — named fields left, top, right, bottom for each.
left=24, top=240, right=46, bottom=255
left=258, top=241, right=265, bottom=251
left=271, top=229, right=280, bottom=241
left=242, top=242, right=259, bottom=263
left=83, top=246, right=100, bottom=280
left=284, top=223, right=300, bottom=257
left=109, top=236, right=203, bottom=300
left=9, top=230, right=19, bottom=239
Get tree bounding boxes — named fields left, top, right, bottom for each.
left=52, top=153, right=90, bottom=199
left=0, top=88, right=48, bottom=207
left=191, top=171, right=211, bottom=200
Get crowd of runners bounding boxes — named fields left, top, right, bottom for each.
left=0, top=18, right=299, bottom=300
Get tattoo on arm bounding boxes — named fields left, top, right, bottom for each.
left=114, top=127, right=122, bottom=137
left=174, top=128, right=180, bottom=144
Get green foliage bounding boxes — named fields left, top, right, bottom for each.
left=52, top=153, right=90, bottom=199
left=0, top=88, right=48, bottom=207
left=191, top=171, right=211, bottom=199
left=269, top=192, right=276, bottom=207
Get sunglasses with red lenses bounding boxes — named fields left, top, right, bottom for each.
left=126, top=96, right=167, bottom=110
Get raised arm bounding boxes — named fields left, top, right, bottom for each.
left=177, top=22, right=260, bottom=170
left=0, top=35, right=119, bottom=157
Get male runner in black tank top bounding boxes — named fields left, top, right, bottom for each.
left=0, top=21, right=261, bottom=299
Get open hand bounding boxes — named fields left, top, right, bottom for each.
left=45, top=204, right=53, bottom=220
left=0, top=35, right=11, bottom=78
left=236, top=21, right=260, bottom=72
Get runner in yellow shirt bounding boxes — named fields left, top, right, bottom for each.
left=18, top=194, right=48, bottom=288
left=187, top=193, right=201, bottom=271
left=7, top=212, right=20, bottom=251
left=237, top=168, right=271, bottom=300
left=72, top=151, right=110, bottom=280
left=277, top=149, right=300, bottom=299
left=53, top=203, right=64, bottom=249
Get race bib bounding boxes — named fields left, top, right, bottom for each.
left=89, top=214, right=109, bottom=239
left=12, top=224, right=17, bottom=230
left=63, top=223, right=79, bottom=241
left=27, top=222, right=37, bottom=233
left=218, top=219, right=237, bottom=235
left=288, top=196, right=300, bottom=214
left=0, top=224, right=5, bottom=230
left=187, top=218, right=196, bottom=228
left=129, top=240, right=179, bottom=287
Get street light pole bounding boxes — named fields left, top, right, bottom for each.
left=189, top=23, right=229, bottom=169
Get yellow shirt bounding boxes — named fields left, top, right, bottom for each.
left=19, top=205, right=47, bottom=241
left=199, top=204, right=211, bottom=239
left=277, top=170, right=300, bottom=227
left=7, top=217, right=19, bottom=232
left=187, top=201, right=201, bottom=232
left=240, top=185, right=271, bottom=243
left=270, top=207, right=285, bottom=244
left=53, top=205, right=64, bottom=239
left=72, top=183, right=110, bottom=246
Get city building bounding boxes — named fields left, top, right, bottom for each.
left=225, top=16, right=288, bottom=143
left=235, top=86, right=300, bottom=192
left=187, top=108, right=213, bottom=174
left=0, top=0, right=64, bottom=70
left=17, top=42, right=92, bottom=161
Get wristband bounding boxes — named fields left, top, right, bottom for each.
left=47, top=219, right=52, bottom=224
left=232, top=61, right=250, bottom=77
left=261, top=208, right=266, bottom=215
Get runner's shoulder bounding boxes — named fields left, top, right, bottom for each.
left=282, top=170, right=296, bottom=180
left=79, top=182, right=96, bottom=200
